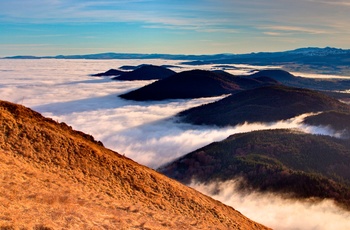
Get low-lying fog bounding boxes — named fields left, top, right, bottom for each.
left=191, top=179, right=350, bottom=230
left=1, top=59, right=349, bottom=229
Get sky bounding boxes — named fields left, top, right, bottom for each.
left=1, top=0, right=350, bottom=56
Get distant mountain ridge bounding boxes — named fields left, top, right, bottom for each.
left=5, top=47, right=350, bottom=75
left=4, top=52, right=234, bottom=60
left=180, top=47, right=350, bottom=75
left=286, top=47, right=349, bottom=56
left=4, top=47, right=350, bottom=60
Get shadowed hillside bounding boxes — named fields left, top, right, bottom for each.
left=159, top=129, right=350, bottom=210
left=0, top=100, right=269, bottom=230
left=178, top=85, right=350, bottom=126
left=120, top=69, right=276, bottom=101
left=303, top=111, right=350, bottom=138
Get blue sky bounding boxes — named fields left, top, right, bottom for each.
left=1, top=0, right=350, bottom=56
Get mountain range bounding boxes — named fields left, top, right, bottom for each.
left=5, top=47, right=350, bottom=75
left=0, top=100, right=269, bottom=229
left=5, top=47, right=350, bottom=60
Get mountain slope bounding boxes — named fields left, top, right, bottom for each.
left=119, top=69, right=276, bottom=101
left=178, top=85, right=350, bottom=126
left=0, top=100, right=269, bottom=230
left=159, top=129, right=350, bottom=210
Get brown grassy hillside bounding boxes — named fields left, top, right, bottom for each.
left=0, top=100, right=269, bottom=230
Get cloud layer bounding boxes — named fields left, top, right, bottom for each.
left=1, top=59, right=350, bottom=228
left=0, top=59, right=346, bottom=169
left=191, top=179, right=350, bottom=230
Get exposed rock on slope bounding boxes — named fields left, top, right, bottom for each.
left=178, top=85, right=350, bottom=126
left=120, top=69, right=276, bottom=101
left=0, top=100, right=269, bottom=230
left=159, top=129, right=350, bottom=210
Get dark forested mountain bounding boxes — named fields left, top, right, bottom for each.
left=91, top=68, right=125, bottom=77
left=159, top=129, right=350, bottom=210
left=91, top=65, right=175, bottom=80
left=113, top=65, right=176, bottom=81
left=119, top=70, right=277, bottom=101
left=249, top=69, right=295, bottom=81
left=0, top=100, right=269, bottom=229
left=178, top=85, right=350, bottom=126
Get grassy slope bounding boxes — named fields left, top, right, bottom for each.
left=0, top=100, right=269, bottom=230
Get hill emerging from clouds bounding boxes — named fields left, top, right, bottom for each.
left=92, top=68, right=125, bottom=77
left=92, top=65, right=175, bottom=80
left=159, top=129, right=350, bottom=211
left=0, top=100, right=269, bottom=229
left=119, top=69, right=277, bottom=101
left=113, top=65, right=176, bottom=81
left=178, top=85, right=350, bottom=127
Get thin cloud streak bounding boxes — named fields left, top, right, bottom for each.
left=309, top=0, right=350, bottom=7
left=261, top=25, right=327, bottom=35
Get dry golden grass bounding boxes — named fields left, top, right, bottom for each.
left=0, top=100, right=270, bottom=230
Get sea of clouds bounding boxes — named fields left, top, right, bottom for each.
left=0, top=58, right=349, bottom=229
